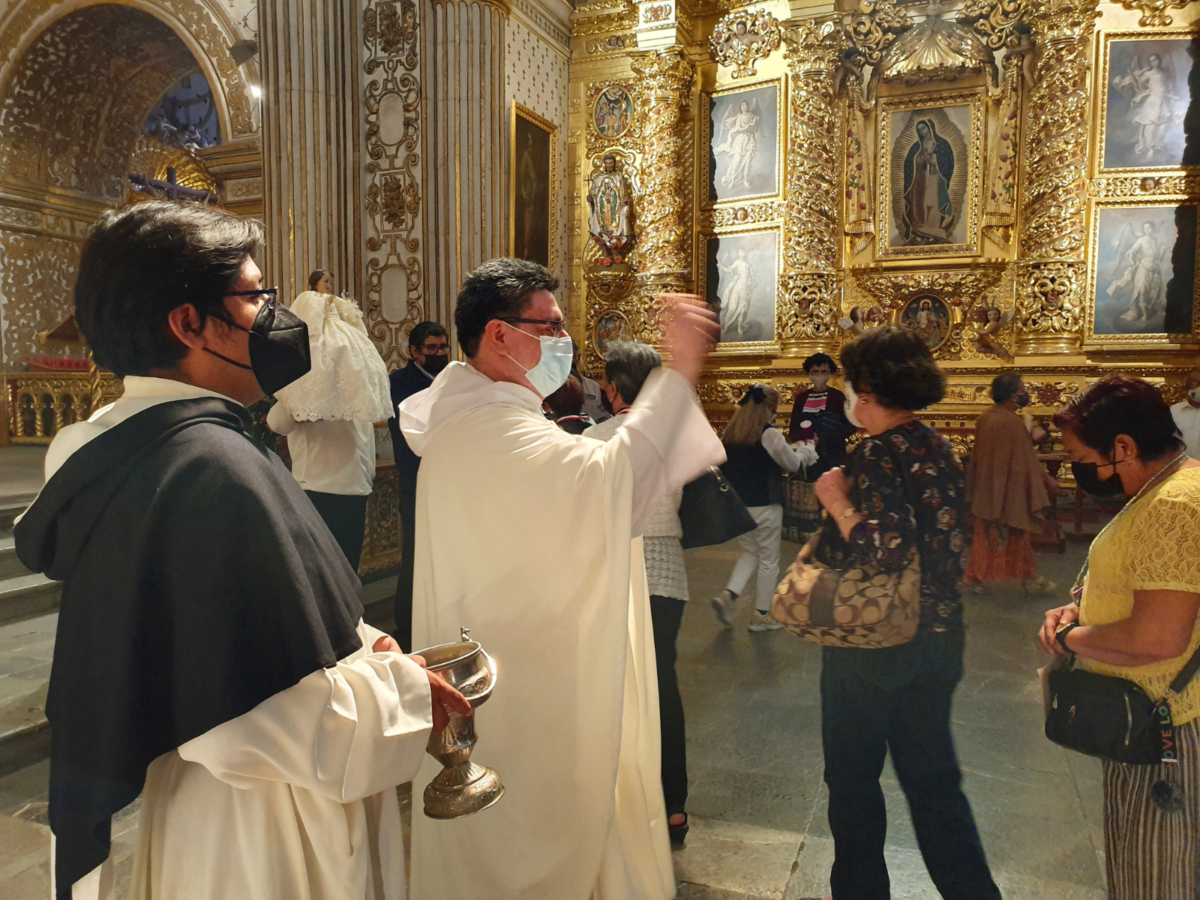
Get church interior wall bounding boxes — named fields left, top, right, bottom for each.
left=567, top=0, right=1200, bottom=450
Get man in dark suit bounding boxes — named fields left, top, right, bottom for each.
left=388, top=321, right=449, bottom=650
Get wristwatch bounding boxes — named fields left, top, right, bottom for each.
left=1056, top=622, right=1080, bottom=654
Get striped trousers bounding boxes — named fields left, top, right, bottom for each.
left=1103, top=718, right=1200, bottom=899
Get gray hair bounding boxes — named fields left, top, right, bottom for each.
left=991, top=372, right=1024, bottom=404
left=604, top=340, right=661, bottom=404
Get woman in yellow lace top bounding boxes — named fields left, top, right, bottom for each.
left=1038, top=375, right=1200, bottom=900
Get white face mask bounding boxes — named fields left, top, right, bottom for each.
left=504, top=323, right=573, bottom=398
left=810, top=373, right=831, bottom=390
left=844, top=384, right=864, bottom=428
left=1190, top=387, right=1200, bottom=404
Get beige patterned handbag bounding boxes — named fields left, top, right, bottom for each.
left=770, top=533, right=921, bottom=648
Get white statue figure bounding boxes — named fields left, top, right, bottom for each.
left=1112, top=53, right=1178, bottom=164
left=1107, top=220, right=1167, bottom=327
left=586, top=154, right=635, bottom=266
left=715, top=99, right=762, bottom=191
left=718, top=248, right=755, bottom=337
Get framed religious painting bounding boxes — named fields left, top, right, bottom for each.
left=591, top=85, right=634, bottom=140
left=1097, top=31, right=1200, bottom=173
left=1086, top=199, right=1200, bottom=347
left=701, top=79, right=783, bottom=207
left=877, top=89, right=984, bottom=260
left=698, top=228, right=780, bottom=351
left=898, top=293, right=954, bottom=353
left=592, top=310, right=630, bottom=356
left=510, top=102, right=558, bottom=270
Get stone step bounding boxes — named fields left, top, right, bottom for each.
left=0, top=612, right=54, bottom=779
left=0, top=499, right=34, bottom=536
left=0, top=536, right=26, bottom=580
left=0, top=573, right=60, bottom=628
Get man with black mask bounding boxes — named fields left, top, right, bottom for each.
left=15, top=202, right=468, bottom=900
left=388, top=321, right=449, bottom=650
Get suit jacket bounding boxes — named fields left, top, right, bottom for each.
left=388, top=361, right=435, bottom=488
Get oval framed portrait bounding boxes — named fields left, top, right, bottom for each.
left=593, top=310, right=630, bottom=356
left=592, top=86, right=633, bottom=139
left=898, top=293, right=952, bottom=352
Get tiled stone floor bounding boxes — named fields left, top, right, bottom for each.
left=0, top=539, right=1106, bottom=899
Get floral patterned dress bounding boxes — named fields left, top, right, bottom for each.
left=816, top=420, right=969, bottom=638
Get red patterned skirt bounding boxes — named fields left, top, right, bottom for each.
left=964, top=519, right=1036, bottom=583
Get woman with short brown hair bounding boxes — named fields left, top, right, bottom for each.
left=1040, top=374, right=1200, bottom=899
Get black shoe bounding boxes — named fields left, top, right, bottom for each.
left=668, top=813, right=689, bottom=846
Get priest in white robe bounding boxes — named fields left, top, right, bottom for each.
left=401, top=258, right=725, bottom=900
left=13, top=202, right=469, bottom=900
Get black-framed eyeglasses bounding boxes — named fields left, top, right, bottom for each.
left=420, top=343, right=450, bottom=355
left=227, top=286, right=279, bottom=315
left=497, top=316, right=566, bottom=336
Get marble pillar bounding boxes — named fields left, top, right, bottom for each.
left=420, top=0, right=509, bottom=332
left=259, top=0, right=361, bottom=302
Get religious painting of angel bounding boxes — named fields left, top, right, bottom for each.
left=592, top=86, right=633, bottom=140
left=899, top=294, right=952, bottom=352
left=703, top=230, right=778, bottom=344
left=706, top=82, right=780, bottom=204
left=1103, top=37, right=1193, bottom=170
left=1093, top=205, right=1179, bottom=335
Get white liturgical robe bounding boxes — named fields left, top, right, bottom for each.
left=400, top=362, right=725, bottom=900
left=48, top=378, right=435, bottom=900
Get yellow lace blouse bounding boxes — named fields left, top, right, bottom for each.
left=1079, top=467, right=1200, bottom=725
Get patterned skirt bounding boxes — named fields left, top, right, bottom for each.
left=963, top=519, right=1036, bottom=584
left=782, top=477, right=822, bottom=544
left=1103, top=717, right=1200, bottom=900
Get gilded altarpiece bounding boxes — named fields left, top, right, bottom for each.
left=567, top=0, right=1200, bottom=443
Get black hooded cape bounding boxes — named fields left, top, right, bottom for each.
left=14, top=397, right=365, bottom=898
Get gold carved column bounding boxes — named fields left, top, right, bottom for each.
left=1015, top=0, right=1099, bottom=355
left=629, top=48, right=695, bottom=306
left=779, top=18, right=843, bottom=358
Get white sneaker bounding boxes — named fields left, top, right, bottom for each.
left=711, top=590, right=736, bottom=629
left=749, top=610, right=783, bottom=632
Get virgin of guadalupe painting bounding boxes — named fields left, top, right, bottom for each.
left=706, top=83, right=779, bottom=204
left=902, top=120, right=956, bottom=244
left=1103, top=37, right=1193, bottom=170
left=881, top=97, right=979, bottom=257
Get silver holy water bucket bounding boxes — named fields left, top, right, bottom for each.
left=414, top=628, right=505, bottom=819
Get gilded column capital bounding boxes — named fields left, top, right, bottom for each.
left=629, top=46, right=694, bottom=93
left=427, top=0, right=512, bottom=13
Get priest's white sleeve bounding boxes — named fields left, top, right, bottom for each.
left=177, top=622, right=433, bottom=803
left=610, top=367, right=726, bottom=535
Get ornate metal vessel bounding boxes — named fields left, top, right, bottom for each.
left=415, top=628, right=504, bottom=819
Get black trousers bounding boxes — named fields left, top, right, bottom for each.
left=821, top=632, right=1000, bottom=900
left=392, top=481, right=417, bottom=652
left=306, top=491, right=368, bottom=573
left=650, top=595, right=688, bottom=816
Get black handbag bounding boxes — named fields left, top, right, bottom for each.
left=678, top=467, right=757, bottom=550
left=1044, top=645, right=1200, bottom=765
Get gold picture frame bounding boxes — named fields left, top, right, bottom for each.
left=1085, top=198, right=1200, bottom=348
left=701, top=78, right=785, bottom=209
left=877, top=88, right=984, bottom=260
left=698, top=226, right=782, bottom=354
left=510, top=102, right=558, bottom=271
left=1095, top=29, right=1199, bottom=176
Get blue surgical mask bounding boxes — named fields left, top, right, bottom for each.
left=504, top=324, right=573, bottom=398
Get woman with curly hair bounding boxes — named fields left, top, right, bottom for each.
left=806, top=325, right=1001, bottom=900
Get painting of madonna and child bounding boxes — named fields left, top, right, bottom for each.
left=704, top=230, right=778, bottom=345
left=885, top=104, right=973, bottom=254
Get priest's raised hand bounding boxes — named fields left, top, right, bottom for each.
left=399, top=258, right=727, bottom=900
left=15, top=202, right=458, bottom=900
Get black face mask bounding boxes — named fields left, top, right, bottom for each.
left=1016, top=392, right=1031, bottom=408
left=206, top=301, right=311, bottom=396
left=420, top=355, right=449, bottom=377
left=1071, top=461, right=1127, bottom=499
